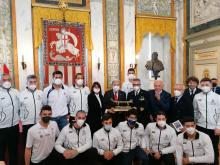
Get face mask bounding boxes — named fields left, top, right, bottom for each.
left=113, top=85, right=120, bottom=92
left=133, top=86, right=140, bottom=92
left=174, top=90, right=182, bottom=97
left=186, top=127, right=196, bottom=135
left=201, top=86, right=211, bottom=93
left=76, top=79, right=84, bottom=86
left=53, top=78, right=62, bottom=85
left=128, top=74, right=135, bottom=80
left=104, top=124, right=112, bottom=131
left=157, top=120, right=166, bottom=127
left=2, top=81, right=11, bottom=89
left=93, top=88, right=100, bottom=94
left=42, top=116, right=51, bottom=123
left=212, top=83, right=217, bottom=87
left=76, top=119, right=85, bottom=127
left=28, top=84, right=36, bottom=91
left=127, top=119, right=137, bottom=126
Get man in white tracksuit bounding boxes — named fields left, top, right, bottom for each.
left=93, top=113, right=123, bottom=165
left=176, top=117, right=214, bottom=165
left=193, top=78, right=220, bottom=165
left=55, top=110, right=97, bottom=165
left=19, top=75, right=43, bottom=143
left=68, top=73, right=90, bottom=118
left=143, top=111, right=176, bottom=165
left=0, top=73, right=20, bottom=165
left=116, top=109, right=148, bottom=165
left=43, top=70, right=70, bottom=130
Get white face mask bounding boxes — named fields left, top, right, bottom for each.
left=28, top=84, right=36, bottom=91
left=201, top=86, right=211, bottom=93
left=174, top=90, right=182, bottom=97
left=2, top=81, right=11, bottom=89
left=104, top=124, right=112, bottom=131
left=53, top=78, right=63, bottom=85
left=157, top=120, right=166, bottom=127
left=93, top=88, right=100, bottom=94
left=128, top=74, right=135, bottom=80
left=76, top=119, right=85, bottom=127
left=186, top=127, right=196, bottom=135
left=76, top=79, right=84, bottom=86
left=133, top=86, right=140, bottom=91
left=113, top=85, right=120, bottom=92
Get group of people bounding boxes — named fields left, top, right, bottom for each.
left=0, top=67, right=220, bottom=165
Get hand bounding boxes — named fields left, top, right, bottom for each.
left=214, top=128, right=220, bottom=135
left=63, top=150, right=73, bottom=159
left=154, top=152, right=161, bottom=160
left=155, top=93, right=160, bottom=101
left=107, top=108, right=115, bottom=114
left=104, top=151, right=114, bottom=160
left=180, top=127, right=185, bottom=132
left=182, top=157, right=190, bottom=165
left=150, top=115, right=154, bottom=122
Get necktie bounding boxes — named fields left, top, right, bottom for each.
left=114, top=92, right=118, bottom=101
left=135, top=91, right=138, bottom=96
left=174, top=97, right=178, bottom=103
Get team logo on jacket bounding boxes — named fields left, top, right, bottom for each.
left=210, top=99, right=216, bottom=105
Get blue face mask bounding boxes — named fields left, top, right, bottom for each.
left=127, top=119, right=137, bottom=126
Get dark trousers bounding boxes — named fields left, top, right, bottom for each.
left=121, top=146, right=148, bottom=165
left=197, top=126, right=219, bottom=165
left=22, top=124, right=34, bottom=146
left=98, top=153, right=123, bottom=165
left=149, top=153, right=175, bottom=165
left=30, top=149, right=60, bottom=165
left=0, top=125, right=19, bottom=165
left=64, top=148, right=98, bottom=165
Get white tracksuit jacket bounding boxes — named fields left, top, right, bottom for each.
left=19, top=88, right=43, bottom=125
left=176, top=130, right=214, bottom=165
left=116, top=121, right=145, bottom=152
left=0, top=87, right=20, bottom=128
left=143, top=122, right=177, bottom=154
left=93, top=127, right=123, bottom=156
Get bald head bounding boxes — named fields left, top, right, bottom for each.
left=154, top=80, right=164, bottom=92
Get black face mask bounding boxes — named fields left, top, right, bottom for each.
left=42, top=116, right=51, bottom=123
left=212, top=83, right=217, bottom=87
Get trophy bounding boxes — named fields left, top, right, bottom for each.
left=111, top=99, right=133, bottom=112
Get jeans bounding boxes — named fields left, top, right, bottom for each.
left=121, top=146, right=149, bottom=165
left=51, top=115, right=68, bottom=130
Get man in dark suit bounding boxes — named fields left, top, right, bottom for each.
left=183, top=76, right=201, bottom=101
left=104, top=79, right=126, bottom=127
left=148, top=80, right=171, bottom=120
left=127, top=78, right=150, bottom=127
left=168, top=84, right=194, bottom=124
left=211, top=78, right=220, bottom=95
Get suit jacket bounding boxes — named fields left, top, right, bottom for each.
left=87, top=92, right=105, bottom=134
left=148, top=89, right=171, bottom=116
left=168, top=95, right=194, bottom=123
left=104, top=89, right=126, bottom=109
left=127, top=89, right=150, bottom=127
left=212, top=86, right=220, bottom=95
left=183, top=88, right=202, bottom=101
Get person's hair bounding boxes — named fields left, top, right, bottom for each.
left=127, top=108, right=138, bottom=117
left=211, top=78, right=217, bottom=81
left=128, top=68, right=135, bottom=73
left=155, top=111, right=166, bottom=118
left=200, top=77, right=211, bottom=83
left=40, top=105, right=52, bottom=113
left=52, top=70, right=63, bottom=77
left=91, top=82, right=102, bottom=94
left=182, top=117, right=195, bottom=124
left=75, top=73, right=83, bottom=79
left=186, top=76, right=199, bottom=84
left=76, top=110, right=86, bottom=117
left=132, top=78, right=141, bottom=82
left=112, top=79, right=120, bottom=85
left=102, top=113, right=112, bottom=122
left=27, top=75, right=37, bottom=81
